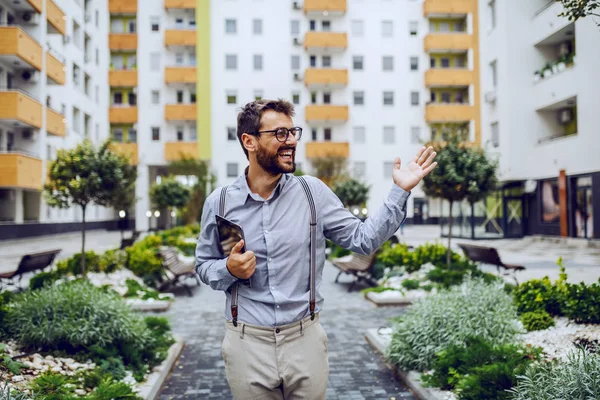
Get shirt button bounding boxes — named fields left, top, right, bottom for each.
left=269, top=257, right=272, bottom=262
left=264, top=230, right=269, bottom=234
left=271, top=286, right=276, bottom=290
left=276, top=328, right=281, bottom=334
left=276, top=305, right=280, bottom=309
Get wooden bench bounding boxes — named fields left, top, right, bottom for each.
left=0, top=249, right=62, bottom=290
left=157, top=247, right=200, bottom=296
left=331, top=252, right=378, bottom=292
left=457, top=243, right=526, bottom=285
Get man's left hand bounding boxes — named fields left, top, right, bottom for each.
left=392, top=146, right=438, bottom=192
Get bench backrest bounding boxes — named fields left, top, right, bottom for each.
left=341, top=252, right=377, bottom=272
left=18, top=249, right=61, bottom=275
left=458, top=244, right=503, bottom=266
left=159, top=247, right=194, bottom=275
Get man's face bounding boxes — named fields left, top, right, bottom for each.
left=254, top=110, right=297, bottom=176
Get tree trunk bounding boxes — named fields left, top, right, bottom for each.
left=447, top=200, right=454, bottom=269
left=81, top=204, right=87, bottom=277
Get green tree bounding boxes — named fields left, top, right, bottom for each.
left=150, top=176, right=190, bottom=228
left=44, top=139, right=137, bottom=275
left=167, top=157, right=216, bottom=224
left=310, top=155, right=348, bottom=188
left=422, top=132, right=498, bottom=267
left=332, top=179, right=370, bottom=208
left=558, top=0, right=599, bottom=24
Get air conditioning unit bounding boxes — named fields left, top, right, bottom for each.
left=484, top=90, right=496, bottom=104
left=558, top=108, right=574, bottom=125
left=293, top=73, right=302, bottom=82
left=21, top=70, right=39, bottom=83
left=22, top=12, right=40, bottom=25
left=293, top=37, right=302, bottom=46
left=292, top=1, right=302, bottom=10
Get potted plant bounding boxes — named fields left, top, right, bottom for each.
left=542, top=63, right=553, bottom=79
left=533, top=70, right=541, bottom=82
left=557, top=56, right=567, bottom=72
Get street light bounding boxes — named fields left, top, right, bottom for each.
left=119, top=210, right=126, bottom=218
left=154, top=210, right=160, bottom=217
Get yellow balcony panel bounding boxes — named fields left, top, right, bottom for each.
left=304, top=32, right=347, bottom=51
left=109, top=70, right=138, bottom=87
left=305, top=105, right=349, bottom=122
left=164, top=0, right=196, bottom=9
left=424, top=34, right=473, bottom=52
left=305, top=142, right=350, bottom=159
left=26, top=0, right=43, bottom=13
left=109, top=34, right=138, bottom=50
left=304, top=0, right=347, bottom=16
left=165, top=142, right=198, bottom=161
left=425, top=104, right=475, bottom=122
left=46, top=108, right=66, bottom=137
left=46, top=52, right=66, bottom=85
left=165, top=67, right=197, bottom=83
left=0, top=153, right=43, bottom=190
left=425, top=69, right=473, bottom=87
left=109, top=143, right=138, bottom=165
left=109, top=0, right=138, bottom=14
left=164, top=30, right=197, bottom=46
left=0, top=91, right=42, bottom=129
left=424, top=0, right=474, bottom=16
left=304, top=68, right=348, bottom=88
left=47, top=0, right=66, bottom=35
left=0, top=27, right=43, bottom=71
left=165, top=104, right=197, bottom=121
left=109, top=107, right=138, bottom=124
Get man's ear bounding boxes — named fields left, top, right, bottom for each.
left=241, top=133, right=257, bottom=154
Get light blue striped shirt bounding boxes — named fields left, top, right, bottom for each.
left=195, top=172, right=410, bottom=327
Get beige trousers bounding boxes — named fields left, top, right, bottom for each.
left=221, top=313, right=329, bottom=400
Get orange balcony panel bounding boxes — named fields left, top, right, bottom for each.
left=425, top=104, right=475, bottom=122
left=26, top=0, right=43, bottom=13
left=304, top=0, right=346, bottom=14
left=109, top=34, right=138, bottom=50
left=305, top=142, right=350, bottom=159
left=164, top=30, right=197, bottom=46
left=164, top=0, right=196, bottom=8
left=0, top=91, right=42, bottom=128
left=304, top=32, right=347, bottom=50
left=109, top=107, right=138, bottom=123
left=110, top=143, right=138, bottom=165
left=425, top=69, right=473, bottom=87
left=47, top=0, right=66, bottom=35
left=165, top=104, right=197, bottom=121
left=165, top=67, right=197, bottom=83
left=164, top=142, right=198, bottom=161
left=305, top=105, right=349, bottom=122
left=304, top=69, right=348, bottom=88
left=423, top=0, right=474, bottom=16
left=46, top=52, right=66, bottom=85
left=109, top=0, right=138, bottom=14
left=424, top=34, right=473, bottom=52
left=0, top=154, right=43, bottom=190
left=109, top=70, right=138, bottom=87
left=0, top=27, right=43, bottom=71
left=46, top=108, right=66, bottom=137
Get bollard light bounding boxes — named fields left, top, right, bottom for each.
left=171, top=211, right=176, bottom=217
left=154, top=210, right=160, bottom=218
left=119, top=210, right=126, bottom=218
left=145, top=210, right=152, bottom=218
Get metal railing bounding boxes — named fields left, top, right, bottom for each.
left=0, top=86, right=40, bottom=101
left=46, top=42, right=66, bottom=64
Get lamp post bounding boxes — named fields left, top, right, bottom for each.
left=146, top=210, right=152, bottom=232
left=118, top=210, right=126, bottom=240
left=154, top=210, right=161, bottom=231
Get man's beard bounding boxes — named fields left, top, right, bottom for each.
left=256, top=142, right=296, bottom=176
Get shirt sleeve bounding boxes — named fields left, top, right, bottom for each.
left=195, top=189, right=238, bottom=291
left=311, top=177, right=410, bottom=255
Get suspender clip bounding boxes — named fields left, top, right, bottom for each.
left=232, top=305, right=238, bottom=327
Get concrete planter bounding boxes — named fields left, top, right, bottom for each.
left=137, top=335, right=185, bottom=400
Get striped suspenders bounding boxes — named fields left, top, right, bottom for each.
left=218, top=176, right=317, bottom=327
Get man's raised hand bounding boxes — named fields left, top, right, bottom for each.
left=391, top=146, right=438, bottom=192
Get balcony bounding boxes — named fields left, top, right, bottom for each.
left=45, top=52, right=66, bottom=85
left=303, top=0, right=347, bottom=16
left=165, top=142, right=198, bottom=161
left=165, top=104, right=197, bottom=121
left=164, top=0, right=196, bottom=9
left=0, top=90, right=42, bottom=128
left=25, top=0, right=43, bottom=13
left=109, top=143, right=138, bottom=165
left=425, top=69, right=473, bottom=87
left=46, top=108, right=66, bottom=137
left=424, top=33, right=473, bottom=52
left=109, top=106, right=138, bottom=123
left=0, top=153, right=43, bottom=190
left=165, top=67, right=197, bottom=83
left=304, top=32, right=347, bottom=52
left=425, top=104, right=475, bottom=122
left=305, top=105, right=349, bottom=123
left=305, top=142, right=350, bottom=159
left=533, top=65, right=577, bottom=111
left=0, top=26, right=43, bottom=71
left=164, top=30, right=196, bottom=46
left=532, top=2, right=571, bottom=45
left=109, top=34, right=138, bottom=50
left=423, top=0, right=473, bottom=16
left=47, top=0, right=66, bottom=35
left=304, top=69, right=348, bottom=89
left=109, top=0, right=138, bottom=14
left=109, top=70, right=138, bottom=87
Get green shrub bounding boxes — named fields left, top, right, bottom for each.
left=360, top=286, right=399, bottom=295
left=28, top=372, right=78, bottom=400
left=387, top=277, right=522, bottom=371
left=327, top=241, right=351, bottom=260
left=519, top=310, right=555, bottom=331
left=0, top=343, right=26, bottom=375
left=56, top=251, right=101, bottom=276
left=29, top=271, right=60, bottom=291
left=376, top=242, right=472, bottom=273
left=513, top=277, right=563, bottom=316
left=0, top=381, right=32, bottom=400
left=125, top=238, right=163, bottom=285
left=401, top=279, right=421, bottom=290
left=562, top=281, right=600, bottom=324
left=123, top=279, right=167, bottom=300
left=89, top=378, right=142, bottom=400
left=97, top=249, right=127, bottom=274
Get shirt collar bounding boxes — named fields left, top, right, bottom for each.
left=238, top=166, right=292, bottom=203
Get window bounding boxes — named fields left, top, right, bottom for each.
left=490, top=60, right=497, bottom=87
left=189, top=19, right=196, bottom=28
left=152, top=127, right=160, bottom=141
left=351, top=20, right=364, bottom=37
left=95, top=48, right=99, bottom=65
left=441, top=58, right=450, bottom=68
left=253, top=19, right=263, bottom=35
left=128, top=129, right=137, bottom=143
left=441, top=92, right=451, bottom=103
left=176, top=126, right=184, bottom=141
left=430, top=57, right=436, bottom=68
left=73, top=63, right=81, bottom=87
left=151, top=90, right=159, bottom=104
left=353, top=91, right=364, bottom=105
left=310, top=92, right=317, bottom=104
left=227, top=163, right=238, bottom=178
left=489, top=0, right=496, bottom=29
left=175, top=53, right=184, bottom=65
left=189, top=52, right=196, bottom=66
left=128, top=92, right=137, bottom=106
left=455, top=92, right=464, bottom=104
left=150, top=52, right=160, bottom=71
left=113, top=92, right=123, bottom=105
left=95, top=10, right=99, bottom=27
left=383, top=56, right=394, bottom=71
left=410, top=56, right=419, bottom=71
left=291, top=20, right=300, bottom=35
left=409, top=21, right=418, bottom=36
left=225, top=19, right=237, bottom=34
left=411, top=126, right=421, bottom=144
left=253, top=54, right=263, bottom=71
left=322, top=20, right=331, bottom=32
left=323, top=92, right=331, bottom=104
left=322, top=55, right=331, bottom=68
left=382, top=20, right=393, bottom=37
left=430, top=91, right=436, bottom=103
left=454, top=21, right=464, bottom=32
left=311, top=129, right=317, bottom=141
left=324, top=128, right=332, bottom=141
left=353, top=126, right=366, bottom=143
left=226, top=54, right=237, bottom=70
left=310, top=55, right=317, bottom=67
left=175, top=17, right=184, bottom=28
left=309, top=20, right=316, bottom=31
left=291, top=55, right=300, bottom=70
left=113, top=128, right=123, bottom=142
left=226, top=92, right=237, bottom=104
left=384, top=161, right=394, bottom=178
left=383, top=126, right=395, bottom=144
left=439, top=22, right=450, bottom=32
left=353, top=56, right=364, bottom=70
left=411, top=91, right=420, bottom=106
left=491, top=122, right=499, bottom=147
left=227, top=127, right=237, bottom=141
left=456, top=56, right=465, bottom=68
left=150, top=16, right=159, bottom=31
left=72, top=107, right=81, bottom=133
left=383, top=91, right=394, bottom=105
left=95, top=85, right=99, bottom=104
left=190, top=92, right=196, bottom=103
left=292, top=92, right=300, bottom=105
left=128, top=20, right=136, bottom=33
left=354, top=162, right=366, bottom=180
left=176, top=90, right=183, bottom=104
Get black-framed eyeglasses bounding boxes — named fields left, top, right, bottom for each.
left=252, top=127, right=303, bottom=143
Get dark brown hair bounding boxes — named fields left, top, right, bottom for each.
left=236, top=99, right=295, bottom=159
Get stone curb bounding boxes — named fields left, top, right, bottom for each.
left=137, top=335, right=185, bottom=400
left=129, top=299, right=173, bottom=312
left=365, top=292, right=413, bottom=307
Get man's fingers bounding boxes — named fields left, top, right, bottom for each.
left=231, top=239, right=244, bottom=254
left=413, top=146, right=426, bottom=163
left=417, top=146, right=433, bottom=165
left=394, top=157, right=401, bottom=170
left=422, top=150, right=437, bottom=169
left=240, top=250, right=255, bottom=263
left=423, top=162, right=438, bottom=176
